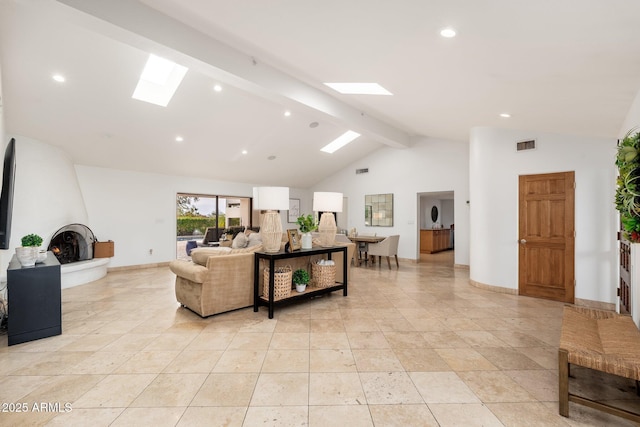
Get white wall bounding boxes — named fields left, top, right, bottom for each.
left=469, top=127, right=617, bottom=303
left=1, top=135, right=88, bottom=279
left=312, top=137, right=470, bottom=265
left=620, top=90, right=640, bottom=137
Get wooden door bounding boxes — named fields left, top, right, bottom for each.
left=518, top=171, right=575, bottom=303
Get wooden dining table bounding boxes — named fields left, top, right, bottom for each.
left=347, top=235, right=386, bottom=266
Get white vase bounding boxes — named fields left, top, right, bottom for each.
left=16, top=246, right=38, bottom=267
left=295, top=283, right=307, bottom=293
left=301, top=232, right=313, bottom=249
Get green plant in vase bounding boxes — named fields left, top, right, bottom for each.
left=21, top=234, right=43, bottom=247
left=615, top=128, right=640, bottom=242
left=296, top=214, right=317, bottom=249
left=292, top=268, right=310, bottom=292
left=16, top=233, right=44, bottom=267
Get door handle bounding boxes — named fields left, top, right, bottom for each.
left=520, top=239, right=527, bottom=244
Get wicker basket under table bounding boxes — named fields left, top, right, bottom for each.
left=263, top=266, right=292, bottom=300
left=311, top=262, right=336, bottom=288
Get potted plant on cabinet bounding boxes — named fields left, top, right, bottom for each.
left=296, top=214, right=317, bottom=249
left=16, top=233, right=43, bottom=267
left=292, top=268, right=310, bottom=293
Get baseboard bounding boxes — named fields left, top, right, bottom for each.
left=469, top=279, right=518, bottom=295
left=108, top=261, right=170, bottom=272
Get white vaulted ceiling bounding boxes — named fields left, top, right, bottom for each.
left=1, top=0, right=640, bottom=187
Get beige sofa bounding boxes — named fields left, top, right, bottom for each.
left=169, top=241, right=355, bottom=317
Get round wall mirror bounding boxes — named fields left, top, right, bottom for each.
left=431, top=206, right=438, bottom=222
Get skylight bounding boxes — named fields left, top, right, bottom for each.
left=324, top=83, right=392, bottom=95
left=321, top=130, right=361, bottom=153
left=132, top=54, right=188, bottom=107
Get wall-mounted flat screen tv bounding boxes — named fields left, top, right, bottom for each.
left=0, top=138, right=16, bottom=249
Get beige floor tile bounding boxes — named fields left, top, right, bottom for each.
left=410, top=371, right=480, bottom=404
left=310, top=349, right=357, bottom=372
left=110, top=407, right=186, bottom=426
left=130, top=373, right=207, bottom=407
left=212, top=349, right=266, bottom=373
left=11, top=351, right=93, bottom=375
left=100, top=334, right=159, bottom=352
left=177, top=407, right=246, bottom=427
left=383, top=331, right=429, bottom=348
left=62, top=351, right=135, bottom=374
left=142, top=332, right=198, bottom=351
left=428, top=403, right=504, bottom=426
left=274, top=318, right=311, bottom=333
left=73, top=374, right=157, bottom=408
left=455, top=330, right=508, bottom=347
left=185, top=331, right=236, bottom=350
left=515, top=346, right=558, bottom=370
left=309, top=332, right=350, bottom=349
left=309, top=318, right=346, bottom=333
left=441, top=317, right=483, bottom=331
left=226, top=332, right=273, bottom=350
left=46, top=408, right=124, bottom=426
left=309, top=372, right=366, bottom=405
left=58, top=333, right=120, bottom=352
left=0, top=352, right=55, bottom=376
left=359, top=371, right=424, bottom=404
left=347, top=331, right=391, bottom=349
left=476, top=347, right=544, bottom=370
left=113, top=350, right=180, bottom=374
left=435, top=348, right=498, bottom=371
left=491, top=330, right=548, bottom=347
left=262, top=349, right=309, bottom=372
left=20, top=374, right=104, bottom=406
left=269, top=332, right=310, bottom=349
left=309, top=404, right=373, bottom=426
left=343, top=318, right=381, bottom=332
left=243, top=406, right=308, bottom=426
left=503, top=369, right=559, bottom=402
left=487, top=402, right=573, bottom=426
left=406, top=317, right=450, bottom=332
left=394, top=348, right=451, bottom=372
left=190, top=373, right=258, bottom=406
left=458, top=370, right=536, bottom=402
left=162, top=349, right=223, bottom=373
left=250, top=373, right=309, bottom=406
left=0, top=375, right=50, bottom=402
left=352, top=349, right=404, bottom=372
left=369, top=404, right=439, bottom=426
left=421, top=331, right=471, bottom=348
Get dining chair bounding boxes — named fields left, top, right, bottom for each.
left=367, top=235, right=400, bottom=269
left=355, top=233, right=375, bottom=266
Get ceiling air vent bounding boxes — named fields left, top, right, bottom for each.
left=516, top=139, right=536, bottom=151
left=356, top=168, right=369, bottom=175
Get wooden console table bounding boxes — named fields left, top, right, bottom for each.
left=254, top=246, right=348, bottom=319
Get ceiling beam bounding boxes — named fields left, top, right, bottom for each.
left=53, top=0, right=412, bottom=148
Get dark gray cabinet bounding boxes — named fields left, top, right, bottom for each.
left=7, top=252, right=61, bottom=346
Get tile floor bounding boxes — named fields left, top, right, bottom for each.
left=1, top=251, right=639, bottom=426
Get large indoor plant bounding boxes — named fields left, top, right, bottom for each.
left=15, top=233, right=43, bottom=267
left=296, top=214, right=317, bottom=249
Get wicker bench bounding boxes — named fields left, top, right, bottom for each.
left=559, top=305, right=640, bottom=422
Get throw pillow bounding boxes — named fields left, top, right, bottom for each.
left=246, top=232, right=262, bottom=248
left=191, top=247, right=232, bottom=265
left=232, top=232, right=248, bottom=249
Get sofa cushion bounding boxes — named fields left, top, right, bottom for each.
left=230, top=244, right=263, bottom=254
left=191, top=247, right=233, bottom=266
left=169, top=259, right=207, bottom=283
left=232, top=232, right=248, bottom=249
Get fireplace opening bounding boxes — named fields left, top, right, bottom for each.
left=48, top=224, right=96, bottom=264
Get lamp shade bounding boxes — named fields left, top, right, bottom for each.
left=253, top=187, right=289, bottom=210
left=313, top=192, right=343, bottom=213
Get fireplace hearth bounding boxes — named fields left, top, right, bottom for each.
left=48, top=224, right=96, bottom=264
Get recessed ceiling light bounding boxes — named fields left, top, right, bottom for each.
left=440, top=27, right=456, bottom=38
left=175, top=136, right=184, bottom=142
left=499, top=113, right=511, bottom=118
left=132, top=54, right=188, bottom=107
left=284, top=111, right=291, bottom=117
left=52, top=74, right=65, bottom=83
left=213, top=84, right=222, bottom=92
left=268, top=155, right=276, bottom=160
left=309, top=122, right=319, bottom=128
left=242, top=150, right=248, bottom=155
left=321, top=130, right=361, bottom=154
left=324, top=83, right=392, bottom=95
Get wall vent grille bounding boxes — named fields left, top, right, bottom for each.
left=516, top=139, right=536, bottom=151
left=356, top=168, right=369, bottom=174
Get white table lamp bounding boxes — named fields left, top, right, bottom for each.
left=254, top=186, right=289, bottom=252
left=313, top=192, right=343, bottom=247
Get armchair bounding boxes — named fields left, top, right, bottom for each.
left=367, top=235, right=400, bottom=269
